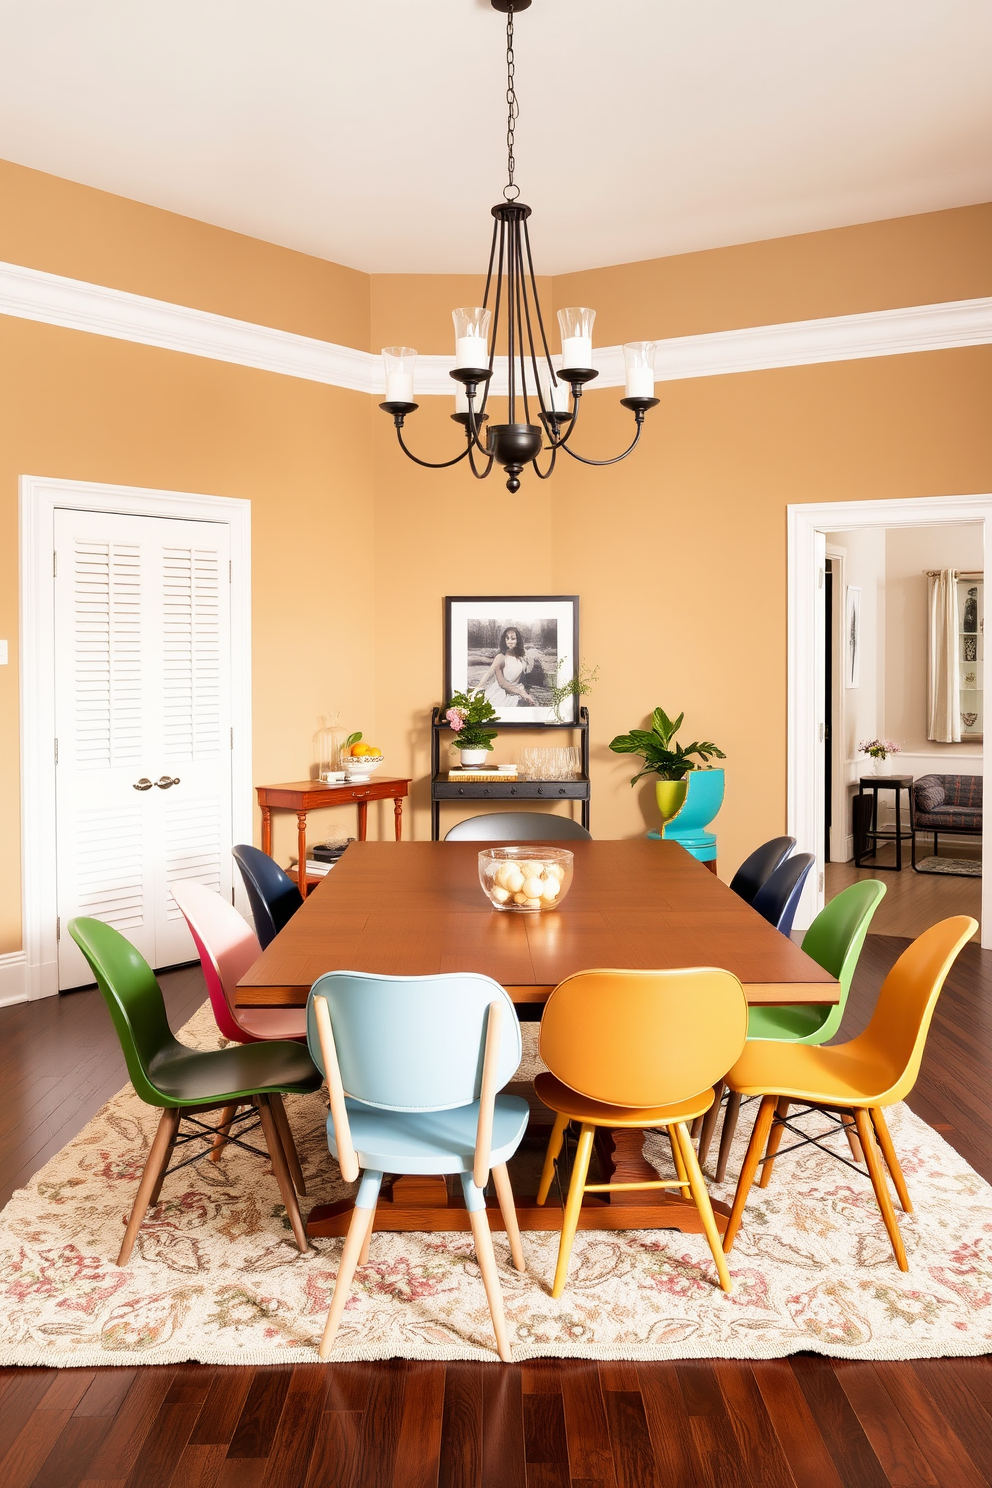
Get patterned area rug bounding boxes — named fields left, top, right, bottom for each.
left=1, top=1005, right=991, bottom=1367
left=915, top=857, right=982, bottom=877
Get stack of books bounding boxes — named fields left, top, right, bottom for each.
left=294, top=839, right=354, bottom=878
left=447, top=765, right=518, bottom=781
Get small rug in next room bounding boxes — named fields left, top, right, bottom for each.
left=914, top=856, right=982, bottom=877
left=1, top=1007, right=991, bottom=1367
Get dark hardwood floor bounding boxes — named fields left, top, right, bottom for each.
left=1, top=935, right=991, bottom=1487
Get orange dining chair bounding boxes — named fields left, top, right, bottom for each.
left=722, top=915, right=976, bottom=1270
left=535, top=968, right=749, bottom=1297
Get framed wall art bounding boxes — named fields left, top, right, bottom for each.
left=444, top=595, right=580, bottom=724
left=845, top=585, right=862, bottom=689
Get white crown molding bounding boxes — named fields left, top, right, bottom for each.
left=1, top=259, right=990, bottom=394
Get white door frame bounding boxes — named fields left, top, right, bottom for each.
left=789, top=493, right=990, bottom=947
left=19, top=475, right=252, bottom=1000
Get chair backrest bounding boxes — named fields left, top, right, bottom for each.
left=849, top=915, right=976, bottom=1103
left=751, top=851, right=814, bottom=937
left=67, top=918, right=179, bottom=1106
left=661, top=769, right=725, bottom=842
left=540, top=968, right=748, bottom=1108
left=307, top=970, right=522, bottom=1111
left=233, top=844, right=303, bottom=949
left=172, top=879, right=261, bottom=1043
left=798, top=879, right=886, bottom=1040
left=730, top=836, right=796, bottom=905
left=444, top=811, right=592, bottom=842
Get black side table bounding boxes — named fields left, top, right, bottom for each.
left=855, top=775, right=915, bottom=871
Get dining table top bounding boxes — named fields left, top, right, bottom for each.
left=236, top=838, right=838, bottom=1007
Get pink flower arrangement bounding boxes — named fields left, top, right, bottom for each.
left=445, top=707, right=467, bottom=732
left=858, top=739, right=901, bottom=761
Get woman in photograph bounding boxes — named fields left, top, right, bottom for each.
left=477, top=626, right=539, bottom=708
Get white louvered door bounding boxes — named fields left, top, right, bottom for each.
left=55, top=509, right=233, bottom=989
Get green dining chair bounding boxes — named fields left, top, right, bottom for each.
left=68, top=917, right=323, bottom=1264
left=698, top=879, right=886, bottom=1180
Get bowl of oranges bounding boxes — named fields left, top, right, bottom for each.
left=341, top=733, right=384, bottom=782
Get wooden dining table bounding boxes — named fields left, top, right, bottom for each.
left=237, top=839, right=838, bottom=1240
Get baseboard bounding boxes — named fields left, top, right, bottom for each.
left=0, top=951, right=28, bottom=1007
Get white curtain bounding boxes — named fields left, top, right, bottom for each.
left=928, top=569, right=961, bottom=743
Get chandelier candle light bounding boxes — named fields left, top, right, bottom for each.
left=379, top=0, right=661, bottom=493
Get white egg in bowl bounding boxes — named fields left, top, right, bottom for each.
left=478, top=846, right=573, bottom=912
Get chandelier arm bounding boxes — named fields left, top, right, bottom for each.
left=518, top=234, right=551, bottom=424
left=481, top=215, right=500, bottom=313
left=521, top=217, right=559, bottom=383
left=506, top=215, right=517, bottom=420
left=540, top=386, right=586, bottom=451
left=479, top=216, right=506, bottom=420
left=514, top=229, right=532, bottom=425
left=393, top=425, right=473, bottom=470
left=465, top=397, right=493, bottom=455
left=467, top=438, right=497, bottom=480
left=559, top=418, right=646, bottom=468
left=531, top=444, right=558, bottom=480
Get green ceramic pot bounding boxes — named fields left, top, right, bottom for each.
left=655, top=778, right=688, bottom=824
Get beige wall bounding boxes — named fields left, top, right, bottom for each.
left=2, top=157, right=991, bottom=953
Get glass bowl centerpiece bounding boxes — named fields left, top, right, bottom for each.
left=478, top=846, right=573, bottom=913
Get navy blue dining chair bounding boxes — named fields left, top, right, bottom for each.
left=233, top=844, right=304, bottom=950
left=751, top=851, right=815, bottom=938
left=729, top=836, right=796, bottom=905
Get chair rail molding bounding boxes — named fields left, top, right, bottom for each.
left=1, top=260, right=990, bottom=394
left=788, top=494, right=992, bottom=948
left=19, top=475, right=253, bottom=999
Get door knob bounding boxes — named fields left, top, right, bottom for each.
left=155, top=776, right=181, bottom=789
left=132, top=778, right=153, bottom=791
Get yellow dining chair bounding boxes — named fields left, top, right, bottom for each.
left=535, top=968, right=749, bottom=1297
left=722, top=915, right=976, bottom=1271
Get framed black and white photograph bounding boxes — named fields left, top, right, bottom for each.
left=445, top=596, right=580, bottom=724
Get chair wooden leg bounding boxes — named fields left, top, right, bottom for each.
left=723, top=1095, right=776, bottom=1254
left=842, top=1112, right=864, bottom=1165
left=148, top=1111, right=183, bottom=1208
left=715, top=1090, right=742, bottom=1183
left=270, top=1094, right=307, bottom=1196
left=358, top=1203, right=376, bottom=1266
left=117, top=1108, right=182, bottom=1266
left=697, top=1081, right=725, bottom=1167
left=868, top=1107, right=913, bottom=1215
left=758, top=1098, right=791, bottom=1188
left=673, top=1122, right=732, bottom=1293
left=256, top=1095, right=309, bottom=1253
left=551, top=1124, right=595, bottom=1299
left=492, top=1162, right=526, bottom=1272
left=536, top=1113, right=569, bottom=1205
left=668, top=1127, right=691, bottom=1198
left=469, top=1207, right=513, bottom=1362
left=319, top=1203, right=375, bottom=1359
left=855, top=1108, right=908, bottom=1270
left=690, top=1115, right=703, bottom=1140
left=211, top=1104, right=239, bottom=1161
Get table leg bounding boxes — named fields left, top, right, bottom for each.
left=296, top=811, right=308, bottom=898
left=394, top=795, right=403, bottom=841
left=260, top=805, right=272, bottom=858
left=357, top=800, right=368, bottom=841
left=305, top=1114, right=730, bottom=1238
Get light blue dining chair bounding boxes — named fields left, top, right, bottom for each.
left=307, top=970, right=529, bottom=1362
left=647, top=769, right=725, bottom=864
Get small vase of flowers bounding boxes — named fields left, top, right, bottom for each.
left=445, top=689, right=499, bottom=767
left=858, top=738, right=901, bottom=774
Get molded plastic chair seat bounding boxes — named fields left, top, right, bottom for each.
left=730, top=836, right=795, bottom=905
left=146, top=1039, right=318, bottom=1104
left=722, top=915, right=977, bottom=1271
left=233, top=843, right=304, bottom=949
left=751, top=851, right=815, bottom=937
left=535, top=1071, right=715, bottom=1128
left=332, top=1094, right=529, bottom=1176
left=238, top=1007, right=309, bottom=1041
left=444, top=812, right=591, bottom=842
left=743, top=1003, right=836, bottom=1041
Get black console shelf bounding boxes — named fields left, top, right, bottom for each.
left=430, top=705, right=591, bottom=840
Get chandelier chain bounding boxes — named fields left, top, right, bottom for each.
left=503, top=4, right=520, bottom=201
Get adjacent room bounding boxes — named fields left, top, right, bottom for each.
left=1, top=3, right=991, bottom=1485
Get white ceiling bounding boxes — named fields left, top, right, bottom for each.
left=0, top=0, right=990, bottom=276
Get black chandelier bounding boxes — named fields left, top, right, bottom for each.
left=379, top=0, right=659, bottom=493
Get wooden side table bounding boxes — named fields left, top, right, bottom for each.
left=256, top=777, right=411, bottom=897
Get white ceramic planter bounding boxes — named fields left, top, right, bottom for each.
left=459, top=748, right=489, bottom=767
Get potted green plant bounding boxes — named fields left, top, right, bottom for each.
left=610, top=707, right=726, bottom=824
left=445, top=689, right=499, bottom=767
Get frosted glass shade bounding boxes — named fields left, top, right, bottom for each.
left=452, top=307, right=492, bottom=369
left=557, top=306, right=596, bottom=370
left=382, top=346, right=417, bottom=403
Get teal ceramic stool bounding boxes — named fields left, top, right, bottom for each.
left=647, top=768, right=725, bottom=864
